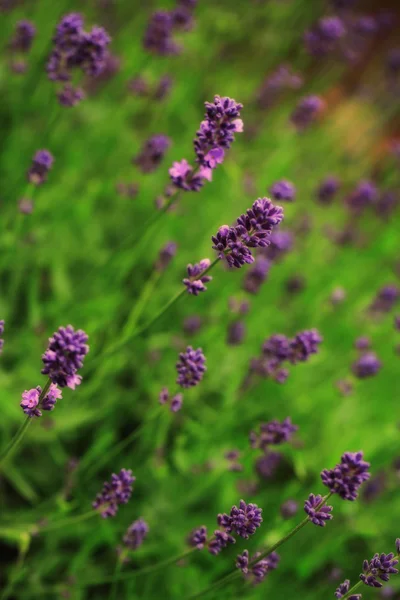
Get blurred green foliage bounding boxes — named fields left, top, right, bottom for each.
left=0, top=0, right=399, bottom=598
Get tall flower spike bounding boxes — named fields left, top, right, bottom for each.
left=250, top=417, right=298, bottom=451
left=218, top=499, right=263, bottom=539
left=321, top=451, right=370, bottom=500
left=304, top=493, right=333, bottom=527
left=123, top=518, right=149, bottom=550
left=176, top=346, right=206, bottom=388
left=183, top=259, right=212, bottom=295
left=41, top=325, right=89, bottom=389
left=93, top=469, right=135, bottom=518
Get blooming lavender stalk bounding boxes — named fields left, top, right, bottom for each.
left=250, top=417, right=298, bottom=451
left=290, top=95, right=325, bottom=130
left=176, top=346, right=206, bottom=388
left=92, top=469, right=135, bottom=518
left=188, top=526, right=208, bottom=549
left=270, top=180, right=296, bottom=202
left=321, top=451, right=370, bottom=500
left=304, top=493, right=333, bottom=526
left=236, top=549, right=280, bottom=585
left=41, top=325, right=89, bottom=389
left=134, top=135, right=171, bottom=173
left=123, top=518, right=149, bottom=551
left=207, top=500, right=263, bottom=555
left=305, top=16, right=345, bottom=57
left=20, top=384, right=62, bottom=417
left=317, top=176, right=340, bottom=203
left=27, top=150, right=54, bottom=185
left=183, top=259, right=213, bottom=295
left=352, top=352, right=382, bottom=378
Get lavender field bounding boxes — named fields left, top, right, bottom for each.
left=0, top=0, right=399, bottom=599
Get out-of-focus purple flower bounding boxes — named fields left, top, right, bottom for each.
left=330, top=287, right=346, bottom=305
left=128, top=75, right=149, bottom=96
left=183, top=259, right=213, bottom=295
left=208, top=529, right=236, bottom=555
left=256, top=64, right=303, bottom=110
left=228, top=298, right=250, bottom=315
left=335, top=579, right=362, bottom=598
left=156, top=241, right=177, bottom=271
left=362, top=472, right=386, bottom=503
left=27, top=150, right=54, bottom=185
left=369, top=285, right=399, bottom=313
left=376, top=191, right=399, bottom=221
left=218, top=500, right=263, bottom=539
left=321, top=451, right=370, bottom=500
left=289, top=329, right=323, bottom=364
left=169, top=159, right=206, bottom=192
left=57, top=84, right=85, bottom=107
left=361, top=550, right=399, bottom=588
left=387, top=48, right=400, bottom=76
left=354, top=336, right=370, bottom=351
left=352, top=352, right=382, bottom=378
left=227, top=321, right=246, bottom=346
left=270, top=180, right=296, bottom=202
left=10, top=20, right=36, bottom=53
left=0, top=320, right=4, bottom=354
left=116, top=182, right=139, bottom=199
left=134, top=135, right=171, bottom=173
left=172, top=5, right=194, bottom=30
left=304, top=493, right=333, bottom=526
left=285, top=274, right=306, bottom=295
left=158, top=387, right=183, bottom=412
left=212, top=198, right=284, bottom=268
left=176, top=346, right=206, bottom=388
left=243, top=257, right=271, bottom=294
left=183, top=315, right=202, bottom=336
left=93, top=469, right=135, bottom=518
left=346, top=180, right=378, bottom=213
left=290, top=95, right=324, bottom=130
left=154, top=75, right=173, bottom=100
left=41, top=325, right=89, bottom=389
left=395, top=316, right=400, bottom=331
left=305, top=16, right=345, bottom=56
left=263, top=230, right=293, bottom=261
left=123, top=518, right=149, bottom=550
left=237, top=549, right=280, bottom=584
left=250, top=417, right=298, bottom=451
left=188, top=526, right=207, bottom=549
left=353, top=15, right=377, bottom=36
left=143, top=11, right=180, bottom=56
left=317, top=176, right=340, bottom=203
left=280, top=499, right=299, bottom=519
left=225, top=449, right=243, bottom=472
left=255, top=452, right=282, bottom=479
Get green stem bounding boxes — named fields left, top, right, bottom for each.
left=188, top=493, right=333, bottom=599
left=36, top=509, right=98, bottom=534
left=109, top=556, right=123, bottom=600
left=341, top=580, right=363, bottom=599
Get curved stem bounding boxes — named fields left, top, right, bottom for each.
left=0, top=418, right=31, bottom=470
left=341, top=580, right=363, bottom=599
left=188, top=493, right=333, bottom=599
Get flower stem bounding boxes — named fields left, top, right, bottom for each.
left=188, top=492, right=333, bottom=599
left=341, top=580, right=363, bottom=599
left=26, top=509, right=98, bottom=535
left=0, top=375, right=52, bottom=468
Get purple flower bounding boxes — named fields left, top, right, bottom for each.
left=27, top=150, right=54, bottom=185
left=212, top=198, right=284, bottom=268
left=156, top=241, right=177, bottom=271
left=289, top=329, right=323, bottom=363
left=280, top=499, right=299, bottom=519
left=346, top=180, right=378, bottom=212
left=169, top=159, right=206, bottom=192
left=263, top=334, right=291, bottom=362
left=360, top=551, right=399, bottom=588
left=183, top=315, right=202, bottom=336
left=270, top=180, right=296, bottom=202
left=263, top=230, right=293, bottom=261
left=227, top=321, right=246, bottom=346
left=352, top=352, right=382, bottom=379
left=321, top=451, right=370, bottom=500
left=208, top=530, right=236, bottom=555
left=154, top=75, right=173, bottom=100
left=255, top=452, right=282, bottom=479
left=134, top=134, right=171, bottom=173
left=305, top=16, right=345, bottom=56
left=93, top=469, right=135, bottom=518
left=41, top=325, right=89, bottom=389
left=176, top=346, right=206, bottom=388
left=188, top=526, right=208, bottom=549
left=143, top=11, right=179, bottom=56
left=20, top=384, right=62, bottom=417
left=123, top=518, right=149, bottom=550
left=158, top=387, right=183, bottom=413
left=250, top=417, right=298, bottom=450
left=128, top=75, right=149, bottom=96
left=335, top=579, right=362, bottom=599
left=369, top=285, right=399, bottom=313
left=10, top=20, right=36, bottom=53
left=236, top=550, right=280, bottom=584
left=256, top=64, right=303, bottom=109
left=317, top=176, right=340, bottom=203
left=57, top=84, right=85, bottom=107
left=218, top=499, right=263, bottom=539
left=354, top=336, right=370, bottom=351
left=243, top=257, right=271, bottom=294
left=183, top=259, right=212, bottom=295
left=304, top=493, right=333, bottom=527
left=0, top=319, right=4, bottom=354
left=290, top=95, right=324, bottom=130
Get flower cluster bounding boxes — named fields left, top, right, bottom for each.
left=123, top=518, right=149, bottom=550
left=290, top=95, right=324, bottom=130
left=156, top=241, right=177, bottom=271
left=46, top=13, right=111, bottom=106
left=243, top=257, right=271, bottom=294
left=169, top=95, right=243, bottom=192
left=183, top=259, right=213, bottom=295
left=250, top=417, right=298, bottom=451
left=369, top=284, right=399, bottom=314
left=270, top=180, right=296, bottom=202
left=305, top=16, right=345, bottom=56
left=236, top=550, right=280, bottom=585
left=207, top=500, right=262, bottom=555
left=250, top=329, right=322, bottom=383
left=93, top=469, right=135, bottom=518
left=256, top=64, right=303, bottom=109
left=335, top=579, right=361, bottom=599
left=304, top=493, right=333, bottom=527
left=27, top=150, right=54, bottom=185
left=352, top=351, right=381, bottom=379
left=346, top=180, right=378, bottom=213
left=176, top=346, right=206, bottom=388
left=9, top=20, right=36, bottom=73
left=360, top=550, right=399, bottom=588
left=317, top=176, right=340, bottom=203
left=20, top=384, right=62, bottom=418
left=321, top=451, right=370, bottom=500
left=0, top=320, right=4, bottom=354
left=212, top=197, right=284, bottom=268
left=159, top=387, right=183, bottom=413
left=133, top=134, right=171, bottom=173
left=188, top=525, right=208, bottom=549
left=143, top=0, right=196, bottom=55
left=41, top=325, right=89, bottom=389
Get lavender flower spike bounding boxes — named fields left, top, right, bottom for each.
left=237, top=550, right=280, bottom=585
left=41, top=325, right=89, bottom=389
left=352, top=352, right=381, bottom=379
left=321, top=451, right=370, bottom=500
left=183, top=259, right=212, bottom=295
left=188, top=526, right=208, bottom=549
left=270, top=180, right=296, bottom=202
left=360, top=550, right=399, bottom=588
left=20, top=384, right=62, bottom=417
left=304, top=493, right=333, bottom=526
left=335, top=579, right=361, bottom=599
left=123, top=518, right=149, bottom=550
left=93, top=469, right=135, bottom=518
left=27, top=150, right=54, bottom=185
left=218, top=499, right=263, bottom=539
left=176, top=346, right=206, bottom=388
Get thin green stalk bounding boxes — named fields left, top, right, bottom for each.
left=109, top=555, right=124, bottom=600
left=37, top=509, right=98, bottom=534
left=0, top=541, right=29, bottom=600
left=188, top=493, right=333, bottom=599
left=341, top=580, right=363, bottom=599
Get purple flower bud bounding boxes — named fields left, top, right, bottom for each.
left=321, top=451, right=370, bottom=500
left=236, top=550, right=280, bottom=584
left=218, top=499, right=263, bottom=539
left=156, top=241, right=177, bottom=271
left=188, top=526, right=207, bottom=549
left=93, top=469, right=135, bottom=518
left=183, top=259, right=212, bottom=295
left=280, top=499, right=299, bottom=519
left=176, top=346, right=206, bottom=388
left=243, top=257, right=271, bottom=294
left=10, top=20, right=36, bottom=53
left=143, top=11, right=179, bottom=56
left=317, top=176, right=340, bottom=203
left=27, top=150, right=54, bottom=185
left=169, top=159, right=206, bottom=192
left=20, top=387, right=41, bottom=418
left=57, top=84, right=85, bottom=107
left=208, top=529, right=236, bottom=555
left=270, top=179, right=296, bottom=202
left=304, top=493, right=333, bottom=526
left=227, top=321, right=246, bottom=346
left=352, top=352, right=381, bottom=378
left=134, top=135, right=171, bottom=173
left=291, top=95, right=324, bottom=130
left=289, top=329, right=323, bottom=363
left=41, top=325, right=89, bottom=389
left=0, top=320, right=4, bottom=354
left=123, top=518, right=149, bottom=550
left=251, top=417, right=298, bottom=450
left=255, top=452, right=282, bottom=479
